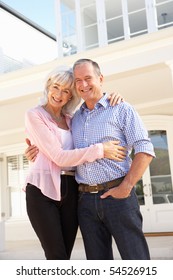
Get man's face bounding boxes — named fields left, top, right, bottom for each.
left=73, top=62, right=103, bottom=104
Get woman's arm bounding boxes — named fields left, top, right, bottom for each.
left=25, top=138, right=126, bottom=163
left=25, top=110, right=126, bottom=167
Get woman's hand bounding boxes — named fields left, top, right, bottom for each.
left=107, top=92, right=124, bottom=106
left=103, top=140, right=126, bottom=161
left=25, top=138, right=39, bottom=162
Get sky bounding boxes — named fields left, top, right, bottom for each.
left=2, top=0, right=56, bottom=35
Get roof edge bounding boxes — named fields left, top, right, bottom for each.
left=1, top=1, right=56, bottom=41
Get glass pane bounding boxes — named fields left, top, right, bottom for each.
left=84, top=25, right=98, bottom=47
left=149, top=130, right=173, bottom=204
left=126, top=0, right=147, bottom=36
left=156, top=1, right=173, bottom=28
left=127, top=0, right=145, bottom=12
left=135, top=179, right=145, bottom=206
left=107, top=18, right=124, bottom=41
left=105, top=0, right=122, bottom=18
left=105, top=0, right=123, bottom=44
left=156, top=0, right=171, bottom=3
left=83, top=5, right=97, bottom=25
left=81, top=1, right=98, bottom=49
left=129, top=10, right=147, bottom=34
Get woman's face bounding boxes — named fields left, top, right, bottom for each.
left=47, top=83, right=72, bottom=110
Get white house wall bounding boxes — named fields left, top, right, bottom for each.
left=1, top=8, right=58, bottom=66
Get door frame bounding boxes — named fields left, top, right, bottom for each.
left=140, top=115, right=173, bottom=233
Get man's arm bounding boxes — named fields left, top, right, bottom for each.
left=100, top=152, right=153, bottom=199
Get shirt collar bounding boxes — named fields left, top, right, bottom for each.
left=81, top=93, right=109, bottom=111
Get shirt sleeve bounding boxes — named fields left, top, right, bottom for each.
left=119, top=103, right=155, bottom=157
left=25, top=109, right=104, bottom=167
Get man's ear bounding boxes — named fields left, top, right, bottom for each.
left=100, top=74, right=104, bottom=85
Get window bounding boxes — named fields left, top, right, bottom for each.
left=105, top=0, right=124, bottom=43
left=135, top=130, right=173, bottom=205
left=7, top=155, right=29, bottom=217
left=156, top=0, right=173, bottom=29
left=81, top=0, right=98, bottom=50
left=127, top=0, right=147, bottom=37
left=149, top=130, right=173, bottom=204
left=60, top=0, right=77, bottom=56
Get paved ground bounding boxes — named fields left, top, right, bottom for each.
left=0, top=235, right=173, bottom=260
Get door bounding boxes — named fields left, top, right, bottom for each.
left=136, top=130, right=173, bottom=233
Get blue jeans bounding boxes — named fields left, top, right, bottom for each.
left=78, top=187, right=150, bottom=260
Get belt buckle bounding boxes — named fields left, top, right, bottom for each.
left=89, top=184, right=98, bottom=193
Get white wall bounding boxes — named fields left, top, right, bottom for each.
left=1, top=9, right=58, bottom=66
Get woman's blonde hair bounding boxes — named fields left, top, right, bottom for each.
left=40, top=65, right=82, bottom=115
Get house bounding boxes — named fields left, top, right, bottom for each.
left=0, top=0, right=173, bottom=249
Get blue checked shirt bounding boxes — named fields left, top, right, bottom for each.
left=72, top=93, right=155, bottom=184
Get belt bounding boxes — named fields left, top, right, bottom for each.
left=78, top=177, right=125, bottom=193
left=61, top=170, right=75, bottom=176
